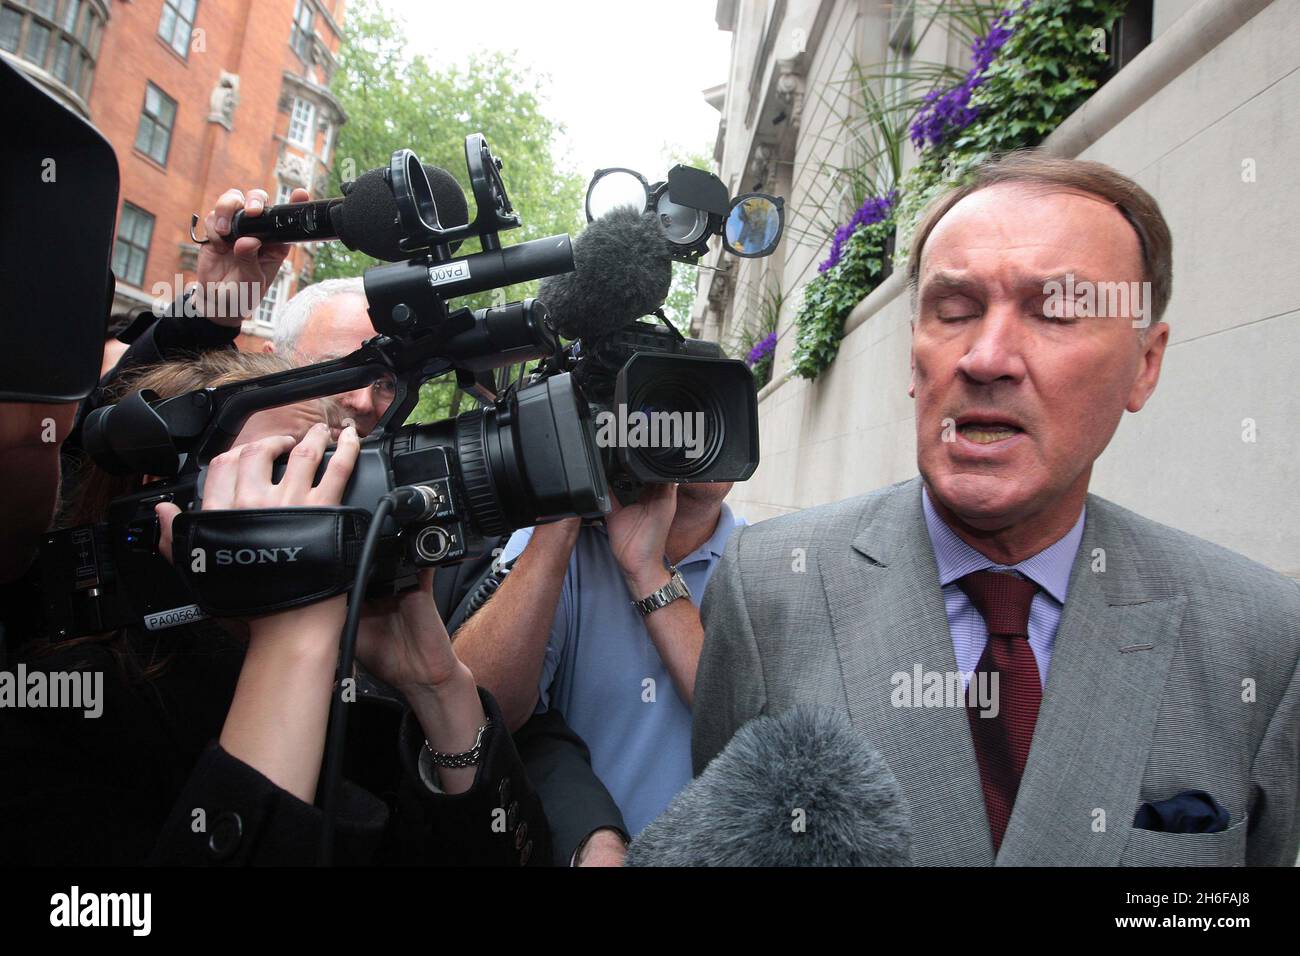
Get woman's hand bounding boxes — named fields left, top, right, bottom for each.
left=156, top=420, right=361, bottom=648
left=357, top=569, right=466, bottom=693
left=357, top=572, right=487, bottom=795
left=154, top=421, right=360, bottom=802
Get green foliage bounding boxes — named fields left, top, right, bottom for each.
left=790, top=216, right=894, bottom=380
left=313, top=0, right=585, bottom=422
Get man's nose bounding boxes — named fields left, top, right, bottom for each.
left=341, top=386, right=377, bottom=431
left=956, top=304, right=1028, bottom=385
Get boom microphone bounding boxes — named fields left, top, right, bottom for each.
left=221, top=164, right=470, bottom=262
left=536, top=206, right=672, bottom=343
left=624, top=707, right=912, bottom=866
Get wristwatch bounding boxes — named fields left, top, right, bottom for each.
left=632, top=567, right=691, bottom=617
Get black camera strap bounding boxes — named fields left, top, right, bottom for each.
left=171, top=508, right=372, bottom=617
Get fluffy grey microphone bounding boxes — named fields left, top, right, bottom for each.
left=625, top=706, right=912, bottom=867
left=537, top=206, right=672, bottom=343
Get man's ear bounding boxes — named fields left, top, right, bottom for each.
left=1127, top=321, right=1169, bottom=413
left=261, top=340, right=275, bottom=355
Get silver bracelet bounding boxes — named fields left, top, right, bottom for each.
left=424, top=719, right=493, bottom=768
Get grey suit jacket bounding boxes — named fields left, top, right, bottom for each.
left=693, top=476, right=1300, bottom=866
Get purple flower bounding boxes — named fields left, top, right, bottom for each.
left=818, top=190, right=897, bottom=273
left=747, top=331, right=777, bottom=367
left=908, top=2, right=1027, bottom=150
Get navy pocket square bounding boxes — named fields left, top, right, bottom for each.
left=1133, top=789, right=1230, bottom=834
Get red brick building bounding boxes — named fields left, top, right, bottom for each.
left=1, top=0, right=348, bottom=345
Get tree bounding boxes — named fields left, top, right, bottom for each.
left=314, top=0, right=585, bottom=421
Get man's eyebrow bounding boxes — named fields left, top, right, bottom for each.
left=918, top=271, right=980, bottom=296
left=920, top=269, right=1107, bottom=295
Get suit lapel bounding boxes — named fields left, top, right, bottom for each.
left=996, top=500, right=1186, bottom=866
left=820, top=477, right=994, bottom=866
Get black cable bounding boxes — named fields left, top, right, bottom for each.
left=316, top=493, right=396, bottom=866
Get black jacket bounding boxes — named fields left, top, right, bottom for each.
left=0, top=624, right=548, bottom=866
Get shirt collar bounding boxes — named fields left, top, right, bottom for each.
left=679, top=501, right=741, bottom=566
left=920, top=484, right=1085, bottom=605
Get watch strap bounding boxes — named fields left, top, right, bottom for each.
left=632, top=567, right=691, bottom=617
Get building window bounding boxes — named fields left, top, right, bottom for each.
left=254, top=272, right=289, bottom=329
left=30, top=0, right=55, bottom=18
left=112, top=203, right=155, bottom=288
left=134, top=82, right=177, bottom=166
left=320, top=120, right=334, bottom=163
left=290, top=0, right=314, bottom=60
left=61, top=0, right=81, bottom=32
left=0, top=8, right=22, bottom=53
left=23, top=18, right=50, bottom=67
left=275, top=182, right=294, bottom=206
left=288, top=96, right=315, bottom=147
left=51, top=35, right=72, bottom=82
left=158, top=0, right=197, bottom=59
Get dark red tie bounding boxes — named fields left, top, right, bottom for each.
left=957, top=569, right=1042, bottom=853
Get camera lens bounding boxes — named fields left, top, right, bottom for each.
left=628, top=374, right=724, bottom=479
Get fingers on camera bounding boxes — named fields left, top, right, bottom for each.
left=281, top=423, right=330, bottom=500
left=313, top=424, right=359, bottom=506
left=231, top=435, right=295, bottom=509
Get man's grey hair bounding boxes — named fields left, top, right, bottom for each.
left=272, top=276, right=366, bottom=354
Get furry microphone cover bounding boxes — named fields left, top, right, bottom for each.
left=625, top=706, right=913, bottom=866
left=537, top=205, right=672, bottom=343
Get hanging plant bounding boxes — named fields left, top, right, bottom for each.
left=732, top=281, right=785, bottom=391
left=746, top=331, right=777, bottom=390
left=790, top=194, right=896, bottom=380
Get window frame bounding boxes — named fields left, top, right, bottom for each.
left=290, top=0, right=314, bottom=61
left=253, top=270, right=290, bottom=330
left=112, top=202, right=155, bottom=289
left=134, top=81, right=178, bottom=167
left=157, top=0, right=198, bottom=60
left=287, top=96, right=316, bottom=149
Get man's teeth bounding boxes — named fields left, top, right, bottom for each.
left=959, top=424, right=1020, bottom=444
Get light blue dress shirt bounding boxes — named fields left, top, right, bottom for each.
left=499, top=504, right=743, bottom=836
left=920, top=485, right=1086, bottom=689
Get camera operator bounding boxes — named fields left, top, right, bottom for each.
left=452, top=478, right=744, bottom=859
left=1, top=355, right=548, bottom=865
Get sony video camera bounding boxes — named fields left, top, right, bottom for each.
left=42, top=134, right=610, bottom=639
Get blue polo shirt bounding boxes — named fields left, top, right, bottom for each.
left=499, top=504, right=742, bottom=836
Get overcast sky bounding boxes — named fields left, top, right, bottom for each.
left=390, top=0, right=732, bottom=185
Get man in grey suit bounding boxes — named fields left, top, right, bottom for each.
left=693, top=152, right=1300, bottom=866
